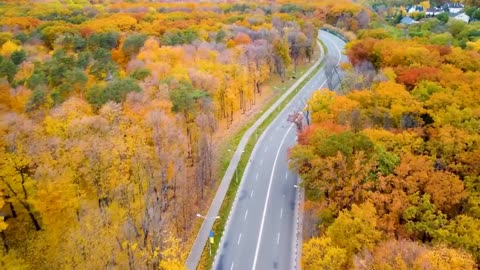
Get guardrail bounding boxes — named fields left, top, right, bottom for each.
left=320, top=27, right=350, bottom=43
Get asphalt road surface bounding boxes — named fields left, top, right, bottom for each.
left=213, top=30, right=347, bottom=270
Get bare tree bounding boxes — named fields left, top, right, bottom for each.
left=288, top=29, right=308, bottom=73
left=325, top=55, right=341, bottom=90
left=355, top=10, right=370, bottom=30
left=288, top=111, right=305, bottom=132
left=340, top=61, right=387, bottom=94
left=194, top=111, right=216, bottom=200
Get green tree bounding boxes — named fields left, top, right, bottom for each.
left=162, top=29, right=197, bottom=46
left=26, top=71, right=48, bottom=90
left=316, top=131, right=374, bottom=160
left=436, top=12, right=449, bottom=24
left=403, top=193, right=448, bottom=242
left=169, top=81, right=208, bottom=114
left=87, top=32, right=119, bottom=51
left=375, top=146, right=400, bottom=176
left=26, top=86, right=48, bottom=111
left=0, top=58, right=17, bottom=83
left=87, top=78, right=141, bottom=107
left=74, top=52, right=89, bottom=69
left=44, top=49, right=75, bottom=87
left=11, top=50, right=26, bottom=65
left=122, top=34, right=147, bottom=58
left=129, top=68, right=150, bottom=81
left=89, top=48, right=117, bottom=80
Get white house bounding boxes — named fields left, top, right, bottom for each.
left=426, top=7, right=444, bottom=16
left=452, top=12, right=470, bottom=23
left=407, top=5, right=424, bottom=13
left=400, top=16, right=419, bottom=25
left=445, top=3, right=464, bottom=14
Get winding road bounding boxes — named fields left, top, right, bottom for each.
left=212, top=31, right=347, bottom=270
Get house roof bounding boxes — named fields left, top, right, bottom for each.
left=444, top=3, right=464, bottom=8
left=407, top=5, right=424, bottom=12
left=452, top=12, right=470, bottom=22
left=400, top=16, right=418, bottom=25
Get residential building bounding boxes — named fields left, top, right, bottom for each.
left=452, top=12, right=470, bottom=23
left=400, top=16, right=419, bottom=25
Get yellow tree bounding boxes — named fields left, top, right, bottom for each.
left=302, top=237, right=348, bottom=270
left=0, top=191, right=7, bottom=232
left=0, top=40, right=20, bottom=57
left=326, top=203, right=382, bottom=259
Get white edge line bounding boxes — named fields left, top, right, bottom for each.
left=252, top=124, right=294, bottom=269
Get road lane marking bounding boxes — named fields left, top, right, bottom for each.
left=244, top=210, right=248, bottom=220
left=285, top=172, right=288, bottom=180
left=256, top=173, right=258, bottom=181
left=251, top=190, right=254, bottom=198
left=260, top=159, right=263, bottom=165
left=250, top=37, right=334, bottom=269
left=237, top=233, right=242, bottom=245
left=264, top=146, right=268, bottom=153
left=252, top=123, right=294, bottom=270
left=280, top=208, right=283, bottom=218
left=230, top=262, right=234, bottom=270
left=277, top=232, right=280, bottom=245
left=208, top=33, right=338, bottom=270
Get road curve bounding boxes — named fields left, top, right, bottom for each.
left=213, top=31, right=347, bottom=270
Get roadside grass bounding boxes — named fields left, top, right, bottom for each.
left=196, top=39, right=328, bottom=270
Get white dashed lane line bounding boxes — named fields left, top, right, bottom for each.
left=237, top=233, right=242, bottom=245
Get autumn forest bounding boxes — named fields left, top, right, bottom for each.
left=291, top=1, right=480, bottom=269
left=0, top=0, right=368, bottom=269
left=0, top=0, right=479, bottom=269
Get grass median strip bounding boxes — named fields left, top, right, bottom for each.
left=197, top=39, right=328, bottom=270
